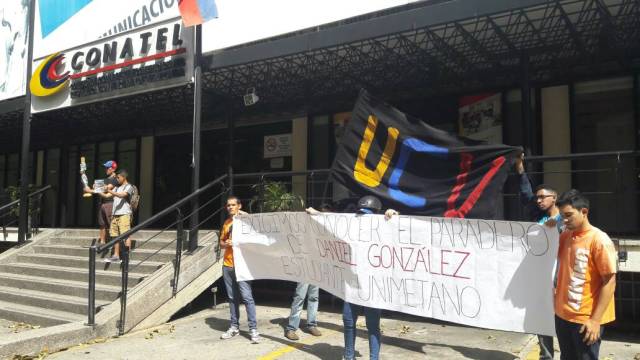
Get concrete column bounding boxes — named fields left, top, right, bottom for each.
left=291, top=116, right=308, bottom=205
left=541, top=85, right=571, bottom=192
left=139, top=136, right=154, bottom=221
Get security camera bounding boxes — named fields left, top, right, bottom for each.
left=243, top=88, right=259, bottom=106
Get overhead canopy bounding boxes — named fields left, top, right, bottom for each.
left=1, top=0, right=639, bottom=151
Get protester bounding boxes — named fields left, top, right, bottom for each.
left=285, top=203, right=334, bottom=341
left=104, top=169, right=134, bottom=263
left=83, top=160, right=119, bottom=245
left=555, top=189, right=617, bottom=360
left=515, top=153, right=562, bottom=360
left=219, top=196, right=261, bottom=344
left=342, top=195, right=398, bottom=360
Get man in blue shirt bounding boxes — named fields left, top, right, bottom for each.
left=515, top=153, right=562, bottom=360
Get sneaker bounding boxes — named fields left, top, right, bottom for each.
left=307, top=327, right=322, bottom=337
left=284, top=330, right=299, bottom=341
left=104, top=256, right=121, bottom=263
left=220, top=327, right=239, bottom=340
left=250, top=329, right=261, bottom=344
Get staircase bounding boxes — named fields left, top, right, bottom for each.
left=0, top=229, right=192, bottom=328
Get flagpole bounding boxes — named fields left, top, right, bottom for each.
left=189, top=23, right=202, bottom=252
left=18, top=0, right=37, bottom=244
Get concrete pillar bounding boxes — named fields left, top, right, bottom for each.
left=291, top=116, right=308, bottom=205
left=139, top=136, right=154, bottom=221
left=541, top=85, right=572, bottom=192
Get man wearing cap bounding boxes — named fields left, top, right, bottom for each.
left=342, top=195, right=398, bottom=360
left=83, top=160, right=119, bottom=245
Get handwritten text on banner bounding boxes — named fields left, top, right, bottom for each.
left=232, top=212, right=558, bottom=336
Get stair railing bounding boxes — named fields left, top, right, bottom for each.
left=86, top=175, right=228, bottom=334
left=0, top=185, right=52, bottom=242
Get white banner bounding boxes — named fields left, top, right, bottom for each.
left=233, top=212, right=558, bottom=336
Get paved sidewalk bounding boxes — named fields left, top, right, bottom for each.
left=44, top=303, right=639, bottom=360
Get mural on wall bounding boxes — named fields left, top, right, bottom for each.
left=0, top=1, right=29, bottom=101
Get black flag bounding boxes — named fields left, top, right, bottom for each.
left=331, top=90, right=519, bottom=219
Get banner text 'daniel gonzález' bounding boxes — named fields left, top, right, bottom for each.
left=231, top=212, right=557, bottom=336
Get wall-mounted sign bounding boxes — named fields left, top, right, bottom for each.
left=34, top=0, right=180, bottom=60
left=264, top=133, right=292, bottom=158
left=30, top=17, right=192, bottom=113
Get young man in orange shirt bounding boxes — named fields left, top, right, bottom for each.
left=219, top=196, right=260, bottom=343
left=555, top=189, right=617, bottom=359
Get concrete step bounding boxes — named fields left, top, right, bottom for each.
left=45, top=236, right=181, bottom=250
left=32, top=244, right=176, bottom=263
left=0, top=273, right=121, bottom=302
left=0, top=299, right=85, bottom=327
left=0, top=263, right=147, bottom=287
left=53, top=229, right=203, bottom=240
left=0, top=285, right=111, bottom=316
left=16, top=253, right=165, bottom=274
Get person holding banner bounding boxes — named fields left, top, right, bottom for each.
left=83, top=160, right=119, bottom=245
left=284, top=203, right=335, bottom=341
left=342, top=195, right=398, bottom=360
left=554, top=189, right=616, bottom=360
left=219, top=196, right=261, bottom=344
left=515, top=153, right=562, bottom=360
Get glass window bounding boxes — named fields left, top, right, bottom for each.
left=77, top=144, right=96, bottom=227
left=98, top=141, right=115, bottom=174
left=6, top=153, right=19, bottom=187
left=0, top=155, right=5, bottom=191
left=573, top=76, right=636, bottom=234
left=65, top=146, right=78, bottom=226
left=117, top=139, right=138, bottom=185
left=42, top=149, right=60, bottom=227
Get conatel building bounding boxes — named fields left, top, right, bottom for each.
left=0, top=0, right=638, bottom=350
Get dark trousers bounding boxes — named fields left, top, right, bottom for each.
left=555, top=315, right=603, bottom=360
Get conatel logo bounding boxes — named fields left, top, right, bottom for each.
left=30, top=52, right=70, bottom=97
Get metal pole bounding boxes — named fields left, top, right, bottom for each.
left=520, top=52, right=532, bottom=155
left=87, top=244, right=97, bottom=327
left=118, top=240, right=130, bottom=335
left=173, top=209, right=184, bottom=297
left=18, top=0, right=37, bottom=244
left=189, top=24, right=203, bottom=252
left=227, top=108, right=234, bottom=193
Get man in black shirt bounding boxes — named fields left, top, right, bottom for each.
left=83, top=160, right=119, bottom=245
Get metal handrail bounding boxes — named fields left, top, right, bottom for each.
left=1, top=185, right=52, bottom=242
left=87, top=174, right=228, bottom=334
left=96, top=175, right=228, bottom=253
left=525, top=150, right=640, bottom=162
left=0, top=184, right=53, bottom=214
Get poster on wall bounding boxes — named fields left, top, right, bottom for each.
left=458, top=93, right=502, bottom=144
left=0, top=1, right=29, bottom=101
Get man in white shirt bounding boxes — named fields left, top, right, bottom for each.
left=105, top=170, right=134, bottom=263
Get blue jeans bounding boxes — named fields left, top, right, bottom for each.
left=222, top=266, right=257, bottom=330
left=538, top=334, right=554, bottom=360
left=555, top=315, right=603, bottom=360
left=343, top=302, right=381, bottom=360
left=286, top=283, right=319, bottom=331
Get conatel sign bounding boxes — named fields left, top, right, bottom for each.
left=30, top=18, right=192, bottom=113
